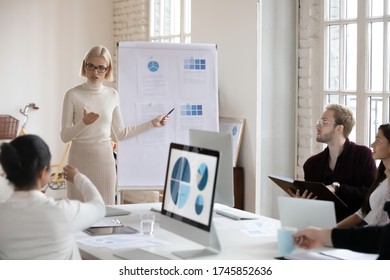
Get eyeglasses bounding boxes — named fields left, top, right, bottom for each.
left=316, top=119, right=336, bottom=127
left=85, top=63, right=108, bottom=73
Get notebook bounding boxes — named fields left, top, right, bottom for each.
left=277, top=196, right=337, bottom=230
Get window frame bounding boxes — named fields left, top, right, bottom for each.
left=322, top=0, right=390, bottom=146
left=149, top=0, right=191, bottom=43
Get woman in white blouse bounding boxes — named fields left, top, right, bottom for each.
left=337, top=123, right=390, bottom=228
left=0, top=134, right=105, bottom=259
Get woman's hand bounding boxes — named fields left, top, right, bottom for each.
left=151, top=115, right=168, bottom=127
left=294, top=227, right=333, bottom=250
left=63, top=165, right=80, bottom=183
left=83, top=107, right=99, bottom=125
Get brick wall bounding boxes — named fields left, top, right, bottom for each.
left=297, top=0, right=323, bottom=179
left=113, top=0, right=150, bottom=79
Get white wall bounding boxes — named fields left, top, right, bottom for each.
left=192, top=0, right=296, bottom=217
left=191, top=0, right=258, bottom=212
left=259, top=0, right=297, bottom=217
left=0, top=0, right=114, bottom=162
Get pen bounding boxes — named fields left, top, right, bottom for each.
left=165, top=108, right=175, bottom=117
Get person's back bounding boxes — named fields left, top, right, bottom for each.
left=0, top=134, right=105, bottom=259
left=0, top=189, right=101, bottom=259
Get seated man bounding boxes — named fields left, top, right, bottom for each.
left=302, top=104, right=377, bottom=222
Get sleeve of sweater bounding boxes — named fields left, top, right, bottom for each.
left=337, top=147, right=377, bottom=211
left=332, top=226, right=383, bottom=254
left=111, top=106, right=153, bottom=141
left=60, top=91, right=88, bottom=143
left=62, top=173, right=106, bottom=232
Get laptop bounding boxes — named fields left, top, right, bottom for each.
left=105, top=205, right=131, bottom=217
left=277, top=196, right=337, bottom=230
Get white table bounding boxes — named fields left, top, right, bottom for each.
left=77, top=203, right=281, bottom=260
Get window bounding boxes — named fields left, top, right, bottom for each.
left=323, top=0, right=390, bottom=145
left=150, top=0, right=191, bottom=43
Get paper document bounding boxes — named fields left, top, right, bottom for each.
left=285, top=249, right=379, bottom=260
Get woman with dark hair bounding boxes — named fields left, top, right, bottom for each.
left=0, top=134, right=105, bottom=259
left=60, top=45, right=169, bottom=204
left=337, top=123, right=390, bottom=228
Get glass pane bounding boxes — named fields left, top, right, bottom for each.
left=326, top=94, right=340, bottom=104
left=345, top=23, right=357, bottom=90
left=327, top=0, right=340, bottom=20
left=388, top=0, right=390, bottom=15
left=344, top=95, right=357, bottom=142
left=169, top=0, right=181, bottom=35
left=184, top=36, right=191, bottom=43
left=367, top=96, right=383, bottom=145
left=184, top=0, right=191, bottom=34
left=150, top=0, right=160, bottom=36
left=368, top=22, right=384, bottom=91
left=368, top=0, right=384, bottom=17
left=388, top=23, right=390, bottom=91
left=345, top=0, right=357, bottom=19
left=326, top=25, right=340, bottom=90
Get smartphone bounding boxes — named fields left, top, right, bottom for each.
left=84, top=226, right=139, bottom=236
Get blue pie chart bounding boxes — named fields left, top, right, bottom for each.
left=148, top=60, right=159, bottom=72
left=197, top=163, right=208, bottom=191
left=170, top=157, right=191, bottom=208
left=195, top=195, right=204, bottom=215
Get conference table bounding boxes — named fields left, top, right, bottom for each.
left=76, top=202, right=282, bottom=260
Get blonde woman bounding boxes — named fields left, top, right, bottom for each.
left=61, top=46, right=168, bottom=204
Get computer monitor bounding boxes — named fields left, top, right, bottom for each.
left=160, top=142, right=221, bottom=259
left=189, top=129, right=234, bottom=207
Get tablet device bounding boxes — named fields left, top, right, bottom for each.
left=84, top=226, right=139, bottom=236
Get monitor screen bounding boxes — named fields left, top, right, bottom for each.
left=189, top=129, right=234, bottom=207
left=161, top=143, right=220, bottom=232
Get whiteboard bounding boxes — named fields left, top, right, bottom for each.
left=116, top=42, right=218, bottom=189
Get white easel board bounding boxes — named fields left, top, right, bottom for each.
left=116, top=42, right=218, bottom=189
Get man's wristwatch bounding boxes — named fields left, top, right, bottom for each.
left=332, top=182, right=340, bottom=192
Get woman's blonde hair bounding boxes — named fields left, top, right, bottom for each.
left=80, top=46, right=114, bottom=82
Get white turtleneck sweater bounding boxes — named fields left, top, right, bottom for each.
left=60, top=80, right=153, bottom=144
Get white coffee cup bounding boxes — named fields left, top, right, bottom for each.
left=277, top=226, right=298, bottom=256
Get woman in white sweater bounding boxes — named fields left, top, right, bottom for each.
left=60, top=46, right=168, bottom=204
left=0, top=134, right=105, bottom=259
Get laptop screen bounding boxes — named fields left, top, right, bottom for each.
left=161, top=143, right=220, bottom=232
left=278, top=196, right=337, bottom=230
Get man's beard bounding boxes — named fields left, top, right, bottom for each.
left=316, top=131, right=334, bottom=143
